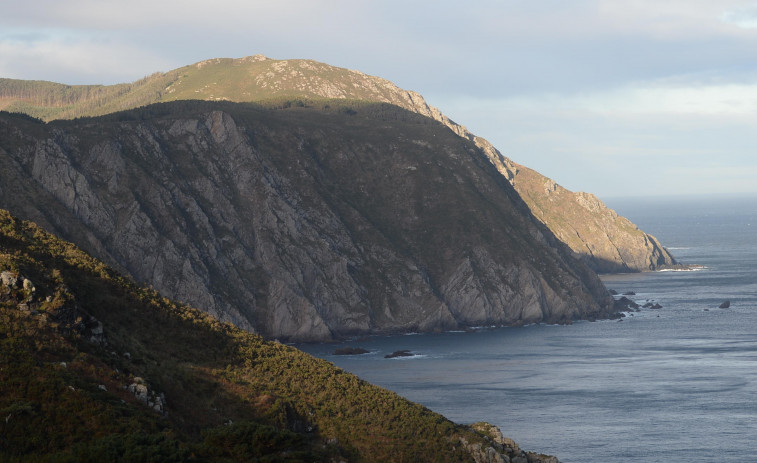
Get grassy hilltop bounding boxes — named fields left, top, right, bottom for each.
left=0, top=55, right=416, bottom=122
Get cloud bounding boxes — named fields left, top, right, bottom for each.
left=721, top=3, right=757, bottom=29
left=572, top=82, right=757, bottom=116
left=445, top=77, right=757, bottom=121
left=1, top=0, right=363, bottom=31
left=3, top=1, right=757, bottom=95
left=436, top=75, right=757, bottom=197
left=0, top=32, right=169, bottom=84
left=2, top=0, right=757, bottom=196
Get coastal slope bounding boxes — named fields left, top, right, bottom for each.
left=0, top=207, right=559, bottom=462
left=497, top=160, right=678, bottom=273
left=0, top=55, right=678, bottom=273
left=0, top=102, right=614, bottom=341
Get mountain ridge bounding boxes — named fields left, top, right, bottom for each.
left=0, top=55, right=678, bottom=273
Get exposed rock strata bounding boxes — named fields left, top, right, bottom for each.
left=241, top=60, right=677, bottom=274
left=0, top=103, right=614, bottom=340
left=494, top=162, right=677, bottom=273
left=149, top=56, right=678, bottom=274
left=220, top=57, right=679, bottom=274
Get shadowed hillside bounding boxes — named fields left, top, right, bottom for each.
left=0, top=208, right=560, bottom=462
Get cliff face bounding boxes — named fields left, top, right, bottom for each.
left=154, top=56, right=680, bottom=274
left=0, top=102, right=614, bottom=341
left=503, top=161, right=678, bottom=272
left=0, top=55, right=677, bottom=273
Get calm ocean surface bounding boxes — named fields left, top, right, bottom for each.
left=298, top=195, right=757, bottom=462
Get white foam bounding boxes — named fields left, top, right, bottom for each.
left=657, top=266, right=707, bottom=272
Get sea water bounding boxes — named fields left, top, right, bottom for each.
left=297, top=195, right=757, bottom=462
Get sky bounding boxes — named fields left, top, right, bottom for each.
left=2, top=0, right=757, bottom=199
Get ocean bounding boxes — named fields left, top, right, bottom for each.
left=297, top=195, right=757, bottom=462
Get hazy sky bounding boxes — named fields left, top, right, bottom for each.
left=2, top=1, right=757, bottom=199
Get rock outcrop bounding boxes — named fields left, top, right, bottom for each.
left=492, top=161, right=678, bottom=273
left=0, top=101, right=615, bottom=341
left=126, top=377, right=166, bottom=415
left=466, top=422, right=561, bottom=463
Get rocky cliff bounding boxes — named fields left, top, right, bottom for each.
left=502, top=161, right=678, bottom=272
left=0, top=55, right=678, bottom=273
left=0, top=101, right=614, bottom=341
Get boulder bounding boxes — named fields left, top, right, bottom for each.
left=84, top=316, right=107, bottom=346
left=719, top=300, right=731, bottom=309
left=128, top=382, right=149, bottom=402
left=614, top=296, right=639, bottom=311
left=127, top=379, right=166, bottom=414
left=22, top=278, right=35, bottom=293
left=1, top=271, right=17, bottom=288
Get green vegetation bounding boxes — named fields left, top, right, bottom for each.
left=0, top=56, right=410, bottom=122
left=0, top=73, right=178, bottom=121
left=0, top=208, right=500, bottom=461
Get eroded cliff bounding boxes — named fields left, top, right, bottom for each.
left=0, top=101, right=614, bottom=340
left=503, top=161, right=678, bottom=272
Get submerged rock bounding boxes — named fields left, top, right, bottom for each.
left=614, top=296, right=639, bottom=311
left=385, top=350, right=414, bottom=359
left=333, top=347, right=369, bottom=355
